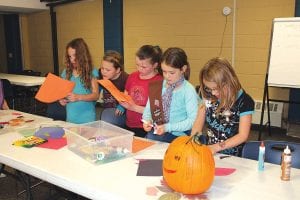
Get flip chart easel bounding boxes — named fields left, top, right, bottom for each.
left=258, top=17, right=300, bottom=140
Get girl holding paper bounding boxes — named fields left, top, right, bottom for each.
left=98, top=50, right=128, bottom=127
left=120, top=45, right=163, bottom=138
left=59, top=38, right=99, bottom=124
left=142, top=47, right=199, bottom=143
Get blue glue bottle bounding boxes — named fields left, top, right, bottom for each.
left=258, top=141, right=265, bottom=171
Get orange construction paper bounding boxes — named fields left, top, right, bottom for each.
left=98, top=79, right=132, bottom=102
left=132, top=138, right=155, bottom=153
left=35, top=73, right=75, bottom=103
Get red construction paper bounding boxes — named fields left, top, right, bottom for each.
left=37, top=137, right=67, bottom=150
left=132, top=138, right=155, bottom=153
left=215, top=167, right=236, bottom=176
left=98, top=79, right=132, bottom=102
left=35, top=73, right=75, bottom=103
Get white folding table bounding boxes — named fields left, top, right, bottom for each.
left=0, top=112, right=299, bottom=200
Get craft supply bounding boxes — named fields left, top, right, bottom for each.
left=9, top=118, right=25, bottom=126
left=153, top=122, right=157, bottom=134
left=141, top=119, right=154, bottom=127
left=65, top=121, right=133, bottom=165
left=281, top=145, right=292, bottom=181
left=141, top=119, right=157, bottom=134
left=219, top=155, right=231, bottom=159
left=34, top=127, right=65, bottom=139
left=12, top=136, right=47, bottom=148
left=258, top=141, right=265, bottom=171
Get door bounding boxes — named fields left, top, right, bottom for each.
left=3, top=14, right=23, bottom=74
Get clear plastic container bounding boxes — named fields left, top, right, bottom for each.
left=65, top=120, right=134, bottom=164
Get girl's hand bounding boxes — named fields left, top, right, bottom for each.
left=66, top=93, right=79, bottom=102
left=59, top=99, right=68, bottom=106
left=119, top=100, right=136, bottom=111
left=142, top=120, right=153, bottom=132
left=154, top=124, right=165, bottom=135
left=208, top=142, right=223, bottom=155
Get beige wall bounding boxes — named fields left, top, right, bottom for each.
left=123, top=0, right=295, bottom=101
left=21, top=0, right=103, bottom=75
left=20, top=0, right=295, bottom=102
left=55, top=0, right=103, bottom=72
left=20, top=10, right=53, bottom=75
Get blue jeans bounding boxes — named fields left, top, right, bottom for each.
left=100, top=108, right=126, bottom=128
left=146, top=131, right=177, bottom=143
left=146, top=130, right=191, bottom=143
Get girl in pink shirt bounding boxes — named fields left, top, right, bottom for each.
left=120, top=45, right=163, bottom=137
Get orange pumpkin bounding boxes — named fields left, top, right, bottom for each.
left=162, top=135, right=215, bottom=194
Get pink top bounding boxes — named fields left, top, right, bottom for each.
left=125, top=71, right=163, bottom=128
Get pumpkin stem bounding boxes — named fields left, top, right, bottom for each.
left=185, top=135, right=194, bottom=144
left=193, top=132, right=203, bottom=146
left=186, top=132, right=203, bottom=145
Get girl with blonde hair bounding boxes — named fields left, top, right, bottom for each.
left=191, top=57, right=254, bottom=156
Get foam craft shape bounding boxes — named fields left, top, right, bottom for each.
left=98, top=79, right=132, bottom=102
left=34, top=127, right=65, bottom=140
left=35, top=73, right=75, bottom=103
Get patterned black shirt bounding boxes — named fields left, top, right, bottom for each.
left=204, top=90, right=254, bottom=156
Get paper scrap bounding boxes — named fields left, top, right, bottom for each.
left=37, top=137, right=67, bottom=150
left=215, top=167, right=236, bottom=176
left=132, top=138, right=155, bottom=153
left=137, top=159, right=163, bottom=176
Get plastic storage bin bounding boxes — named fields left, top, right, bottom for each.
left=65, top=120, right=134, bottom=164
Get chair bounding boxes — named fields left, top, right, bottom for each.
left=100, top=108, right=126, bottom=128
left=1, top=78, right=15, bottom=109
left=242, top=140, right=300, bottom=169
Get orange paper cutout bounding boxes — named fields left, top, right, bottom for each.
left=132, top=138, right=155, bottom=153
left=98, top=79, right=132, bottom=102
left=35, top=73, right=75, bottom=103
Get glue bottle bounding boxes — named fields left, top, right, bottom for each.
left=258, top=141, right=265, bottom=171
left=281, top=145, right=292, bottom=181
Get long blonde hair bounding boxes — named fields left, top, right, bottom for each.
left=199, top=57, right=241, bottom=112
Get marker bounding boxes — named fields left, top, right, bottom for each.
left=141, top=119, right=157, bottom=134
left=141, top=119, right=154, bottom=127
left=219, top=155, right=231, bottom=159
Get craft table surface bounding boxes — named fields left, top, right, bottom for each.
left=0, top=112, right=299, bottom=199
left=0, top=73, right=45, bottom=86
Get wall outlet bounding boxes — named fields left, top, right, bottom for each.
left=223, top=6, right=232, bottom=16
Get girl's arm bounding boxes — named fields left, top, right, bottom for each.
left=142, top=99, right=153, bottom=132
left=2, top=99, right=9, bottom=110
left=67, top=78, right=99, bottom=102
left=163, top=90, right=199, bottom=133
left=190, top=103, right=206, bottom=136
left=209, top=114, right=252, bottom=154
left=119, top=90, right=145, bottom=113
left=142, top=99, right=152, bottom=120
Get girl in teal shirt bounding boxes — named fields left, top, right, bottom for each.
left=59, top=38, right=99, bottom=124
